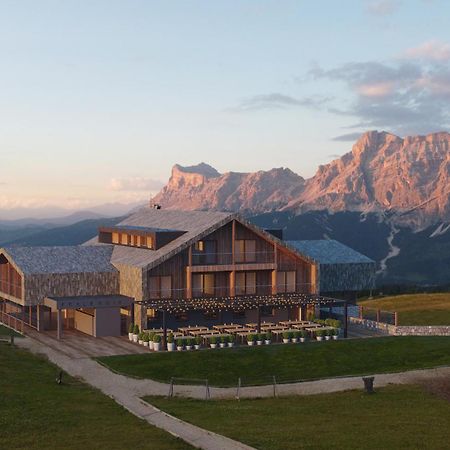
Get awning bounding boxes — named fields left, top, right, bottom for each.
left=44, top=294, right=134, bottom=310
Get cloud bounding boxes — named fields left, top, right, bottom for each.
left=228, top=93, right=331, bottom=112
left=366, top=0, right=401, bottom=16
left=331, top=132, right=365, bottom=142
left=404, top=40, right=450, bottom=62
left=312, top=58, right=450, bottom=135
left=109, top=177, right=164, bottom=192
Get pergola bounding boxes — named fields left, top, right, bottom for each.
left=136, top=292, right=349, bottom=347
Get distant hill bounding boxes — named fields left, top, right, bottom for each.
left=2, top=216, right=124, bottom=247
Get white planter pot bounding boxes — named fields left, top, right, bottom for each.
left=300, top=337, right=305, bottom=343
left=186, top=345, right=192, bottom=351
left=228, top=342, right=234, bottom=348
left=333, top=335, right=338, bottom=340
left=167, top=343, right=175, bottom=352
left=247, top=341, right=254, bottom=346
left=256, top=340, right=262, bottom=346
left=264, top=340, right=271, bottom=345
left=177, top=346, right=183, bottom=351
left=143, top=341, right=149, bottom=347
left=132, top=334, right=139, bottom=343
left=325, top=336, right=331, bottom=341
left=219, top=343, right=226, bottom=348
left=149, top=341, right=154, bottom=350
left=194, top=344, right=201, bottom=350
left=153, top=343, right=160, bottom=352
left=316, top=336, right=323, bottom=341
left=283, top=338, right=290, bottom=344
left=210, top=343, right=217, bottom=349
left=292, top=338, right=298, bottom=343
left=128, top=333, right=133, bottom=341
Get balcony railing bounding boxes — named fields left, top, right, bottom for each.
left=0, top=280, right=23, bottom=299
left=147, top=282, right=315, bottom=300
left=191, top=251, right=276, bottom=265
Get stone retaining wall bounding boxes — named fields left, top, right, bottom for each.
left=349, top=317, right=450, bottom=336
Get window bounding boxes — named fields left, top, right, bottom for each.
left=112, top=232, right=119, bottom=244
left=235, top=240, right=256, bottom=263
left=193, top=273, right=215, bottom=296
left=193, top=240, right=217, bottom=264
left=146, top=236, right=153, bottom=249
left=276, top=271, right=296, bottom=293
left=149, top=276, right=172, bottom=298
left=236, top=271, right=256, bottom=295
left=120, top=233, right=128, bottom=245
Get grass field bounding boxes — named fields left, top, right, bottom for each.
left=358, top=293, right=450, bottom=325
left=146, top=384, right=450, bottom=450
left=0, top=323, right=21, bottom=337
left=97, top=336, right=450, bottom=387
left=0, top=342, right=191, bottom=450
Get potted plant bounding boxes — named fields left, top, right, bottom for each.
left=228, top=335, right=235, bottom=348
left=153, top=334, right=161, bottom=352
left=132, top=324, right=139, bottom=343
left=316, top=329, right=324, bottom=341
left=264, top=332, right=272, bottom=345
left=128, top=323, right=134, bottom=341
left=167, top=333, right=175, bottom=352
left=282, top=331, right=290, bottom=344
left=247, top=334, right=255, bottom=346
left=194, top=336, right=202, bottom=350
left=143, top=332, right=150, bottom=347
left=292, top=331, right=299, bottom=343
left=210, top=336, right=218, bottom=349
left=256, top=333, right=264, bottom=346
left=220, top=335, right=228, bottom=348
left=299, top=330, right=307, bottom=343
left=176, top=338, right=184, bottom=351
left=148, top=332, right=155, bottom=350
left=186, top=338, right=193, bottom=351
left=325, top=329, right=331, bottom=341
left=332, top=328, right=339, bottom=340
left=138, top=331, right=144, bottom=345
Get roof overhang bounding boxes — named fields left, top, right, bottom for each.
left=44, top=294, right=134, bottom=310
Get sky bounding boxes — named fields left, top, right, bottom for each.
left=1, top=0, right=450, bottom=217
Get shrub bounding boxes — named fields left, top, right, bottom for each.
left=316, top=329, right=325, bottom=337
left=153, top=334, right=161, bottom=343
left=148, top=332, right=155, bottom=342
left=258, top=333, right=266, bottom=341
left=195, top=336, right=202, bottom=345
left=247, top=334, right=255, bottom=342
left=138, top=332, right=144, bottom=340
left=210, top=336, right=218, bottom=345
left=293, top=331, right=300, bottom=339
left=133, top=324, right=140, bottom=334
left=333, top=328, right=340, bottom=336
left=300, top=330, right=308, bottom=338
left=282, top=331, right=290, bottom=339
left=128, top=323, right=134, bottom=334
left=167, top=333, right=174, bottom=343
left=221, top=335, right=229, bottom=344
left=143, top=333, right=150, bottom=342
left=186, top=338, right=194, bottom=346
left=266, top=332, right=272, bottom=341
left=176, top=338, right=184, bottom=347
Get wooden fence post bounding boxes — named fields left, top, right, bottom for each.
left=376, top=309, right=381, bottom=323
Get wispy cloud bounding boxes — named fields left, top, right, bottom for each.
left=404, top=40, right=450, bottom=62
left=331, top=132, right=365, bottom=142
left=366, top=0, right=401, bottom=16
left=109, top=177, right=164, bottom=192
left=228, top=93, right=331, bottom=112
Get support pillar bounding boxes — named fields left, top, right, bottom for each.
left=300, top=305, right=307, bottom=321
left=162, top=310, right=167, bottom=350
left=257, top=306, right=261, bottom=333
left=57, top=309, right=63, bottom=340
left=134, top=303, right=146, bottom=331
left=343, top=301, right=348, bottom=338
left=37, top=305, right=42, bottom=331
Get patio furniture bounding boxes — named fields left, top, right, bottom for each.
left=178, top=326, right=208, bottom=335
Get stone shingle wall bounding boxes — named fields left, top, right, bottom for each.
left=320, top=262, right=376, bottom=293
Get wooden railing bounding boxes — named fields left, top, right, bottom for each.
left=0, top=310, right=25, bottom=334
left=357, top=305, right=398, bottom=326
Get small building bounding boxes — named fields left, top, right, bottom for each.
left=0, top=209, right=375, bottom=339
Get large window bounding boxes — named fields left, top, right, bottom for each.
left=149, top=276, right=172, bottom=298
left=276, top=271, right=296, bottom=293
left=193, top=273, right=215, bottom=296
left=235, top=240, right=256, bottom=263
left=236, top=271, right=256, bottom=295
left=193, top=240, right=217, bottom=264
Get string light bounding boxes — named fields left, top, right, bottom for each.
left=136, top=293, right=340, bottom=314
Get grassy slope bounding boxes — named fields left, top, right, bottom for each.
left=0, top=343, right=191, bottom=450
left=97, top=336, right=450, bottom=387
left=359, top=293, right=450, bottom=325
left=0, top=324, right=21, bottom=337
left=146, top=385, right=450, bottom=450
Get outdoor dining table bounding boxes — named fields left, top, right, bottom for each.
left=263, top=325, right=288, bottom=332
left=292, top=323, right=316, bottom=330
left=213, top=323, right=241, bottom=331
left=271, top=328, right=297, bottom=340
left=230, top=327, right=255, bottom=334
left=178, top=326, right=208, bottom=334
left=304, top=324, right=323, bottom=329
left=279, top=320, right=309, bottom=326
left=223, top=325, right=245, bottom=332
left=235, top=331, right=256, bottom=342
left=144, top=328, right=173, bottom=334
left=188, top=329, right=220, bottom=336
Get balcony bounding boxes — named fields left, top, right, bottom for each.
left=191, top=251, right=276, bottom=272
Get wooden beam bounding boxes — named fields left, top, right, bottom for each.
left=57, top=309, right=62, bottom=340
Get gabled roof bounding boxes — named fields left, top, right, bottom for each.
left=1, top=246, right=116, bottom=275
left=103, top=209, right=236, bottom=269
left=286, top=240, right=374, bottom=265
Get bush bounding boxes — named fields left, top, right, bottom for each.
left=133, top=324, right=140, bottom=334
left=282, top=331, right=290, bottom=339
left=167, top=333, right=174, bottom=343
left=138, top=332, right=144, bottom=340
left=148, top=332, right=155, bottom=342
left=195, top=336, right=202, bottom=345
left=128, top=323, right=134, bottom=334
left=143, top=333, right=150, bottom=342
left=316, top=329, right=325, bottom=337
left=293, top=331, right=300, bottom=339
left=247, top=334, right=255, bottom=342
left=176, top=338, right=184, bottom=347
left=258, top=333, right=266, bottom=341
left=324, top=319, right=342, bottom=329
left=221, top=335, right=229, bottom=344
left=153, top=334, right=161, bottom=343
left=266, top=332, right=272, bottom=341
left=300, top=330, right=308, bottom=338
left=210, top=336, right=218, bottom=345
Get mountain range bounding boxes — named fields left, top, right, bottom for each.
left=152, top=131, right=450, bottom=230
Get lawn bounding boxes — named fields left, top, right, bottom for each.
left=358, top=293, right=450, bottom=325
left=0, top=323, right=21, bottom=337
left=0, top=343, right=191, bottom=450
left=97, top=336, right=450, bottom=387
left=146, top=384, right=450, bottom=450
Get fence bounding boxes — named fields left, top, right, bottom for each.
left=168, top=377, right=211, bottom=400
left=0, top=310, right=25, bottom=334
left=357, top=305, right=398, bottom=326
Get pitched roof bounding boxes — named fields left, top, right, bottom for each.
left=286, top=240, right=374, bottom=265
left=102, top=209, right=235, bottom=269
left=1, top=246, right=116, bottom=275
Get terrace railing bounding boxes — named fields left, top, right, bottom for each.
left=357, top=305, right=398, bottom=326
